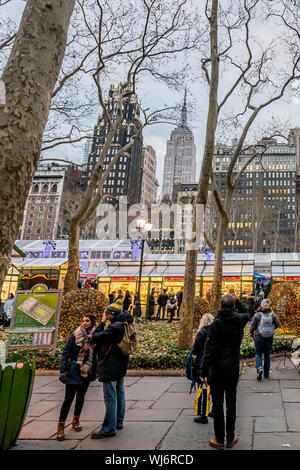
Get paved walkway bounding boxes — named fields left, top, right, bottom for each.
left=10, top=357, right=300, bottom=451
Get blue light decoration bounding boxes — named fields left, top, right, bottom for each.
left=204, top=247, right=214, bottom=261
left=43, top=239, right=56, bottom=258
left=131, top=240, right=140, bottom=261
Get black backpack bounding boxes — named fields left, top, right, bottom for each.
left=185, top=350, right=196, bottom=393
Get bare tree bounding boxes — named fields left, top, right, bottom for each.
left=178, top=0, right=300, bottom=347
left=63, top=0, right=202, bottom=293
left=0, top=0, right=75, bottom=293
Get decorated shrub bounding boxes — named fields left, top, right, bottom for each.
left=193, top=296, right=210, bottom=329
left=269, top=282, right=300, bottom=333
left=59, top=289, right=107, bottom=339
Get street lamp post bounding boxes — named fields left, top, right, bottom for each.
left=134, top=218, right=152, bottom=318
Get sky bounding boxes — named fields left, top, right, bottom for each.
left=1, top=0, right=300, bottom=197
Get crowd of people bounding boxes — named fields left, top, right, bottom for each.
left=106, top=287, right=184, bottom=322
left=55, top=282, right=280, bottom=449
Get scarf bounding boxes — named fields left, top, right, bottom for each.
left=74, top=325, right=96, bottom=378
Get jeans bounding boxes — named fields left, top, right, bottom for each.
left=59, top=380, right=90, bottom=422
left=210, top=379, right=238, bottom=444
left=155, top=305, right=166, bottom=320
left=254, top=334, right=273, bottom=378
left=101, top=378, right=126, bottom=434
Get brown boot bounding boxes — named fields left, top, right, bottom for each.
left=72, top=416, right=82, bottom=432
left=209, top=437, right=224, bottom=450
left=227, top=434, right=238, bottom=448
left=57, top=422, right=65, bottom=441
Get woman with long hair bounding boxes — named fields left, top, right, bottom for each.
left=57, top=313, right=97, bottom=440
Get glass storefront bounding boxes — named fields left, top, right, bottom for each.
left=1, top=263, right=20, bottom=302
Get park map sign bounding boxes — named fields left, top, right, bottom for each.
left=7, top=284, right=63, bottom=356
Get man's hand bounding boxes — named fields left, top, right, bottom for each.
left=200, top=377, right=207, bottom=383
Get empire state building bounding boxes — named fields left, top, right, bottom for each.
left=162, top=91, right=196, bottom=199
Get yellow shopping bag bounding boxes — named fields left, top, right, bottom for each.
left=194, top=382, right=211, bottom=417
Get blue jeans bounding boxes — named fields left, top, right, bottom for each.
left=101, top=378, right=125, bottom=434
left=155, top=305, right=166, bottom=320
left=254, top=334, right=273, bottom=378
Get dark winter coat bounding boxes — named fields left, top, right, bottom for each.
left=108, top=293, right=115, bottom=304
left=157, top=292, right=168, bottom=306
left=200, top=300, right=250, bottom=383
left=123, top=294, right=132, bottom=311
left=176, top=290, right=183, bottom=306
left=246, top=296, right=256, bottom=318
left=60, top=333, right=97, bottom=385
left=191, top=325, right=210, bottom=381
left=92, top=312, right=134, bottom=382
left=148, top=293, right=155, bottom=306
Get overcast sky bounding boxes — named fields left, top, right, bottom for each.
left=2, top=0, right=300, bottom=197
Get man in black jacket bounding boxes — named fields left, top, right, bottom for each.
left=154, top=288, right=168, bottom=320
left=200, top=294, right=250, bottom=450
left=91, top=301, right=133, bottom=438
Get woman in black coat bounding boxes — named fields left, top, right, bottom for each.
left=57, top=314, right=97, bottom=441
left=123, top=290, right=132, bottom=312
left=192, top=313, right=214, bottom=423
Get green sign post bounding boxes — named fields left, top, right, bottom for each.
left=7, top=284, right=63, bottom=357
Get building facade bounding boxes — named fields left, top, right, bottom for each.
left=85, top=84, right=143, bottom=208
left=161, top=91, right=196, bottom=199
left=212, top=135, right=297, bottom=253
left=140, top=145, right=158, bottom=206
left=20, top=163, right=86, bottom=240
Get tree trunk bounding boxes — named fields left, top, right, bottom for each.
left=210, top=218, right=227, bottom=315
left=0, top=0, right=75, bottom=293
left=63, top=219, right=80, bottom=294
left=178, top=0, right=219, bottom=348
left=177, top=248, right=197, bottom=348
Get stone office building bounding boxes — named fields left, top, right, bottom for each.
left=20, top=163, right=86, bottom=240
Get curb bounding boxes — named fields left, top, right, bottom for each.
left=35, top=369, right=186, bottom=377
left=34, top=352, right=291, bottom=376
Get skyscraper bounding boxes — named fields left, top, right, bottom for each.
left=162, top=90, right=196, bottom=199
left=85, top=84, right=143, bottom=208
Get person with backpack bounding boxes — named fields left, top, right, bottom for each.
left=167, top=292, right=178, bottom=323
left=91, top=300, right=136, bottom=438
left=200, top=294, right=251, bottom=450
left=155, top=288, right=169, bottom=321
left=192, top=313, right=215, bottom=424
left=250, top=298, right=280, bottom=381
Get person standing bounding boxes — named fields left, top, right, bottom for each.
left=91, top=301, right=134, bottom=438
left=109, top=291, right=116, bottom=304
left=250, top=299, right=280, bottom=381
left=57, top=314, right=97, bottom=441
left=192, top=313, right=215, bottom=423
left=3, top=293, right=14, bottom=326
left=167, top=293, right=178, bottom=323
left=176, top=287, right=183, bottom=318
left=155, top=288, right=168, bottom=321
left=114, top=289, right=124, bottom=302
left=123, top=290, right=132, bottom=313
left=200, top=294, right=250, bottom=450
left=147, top=288, right=156, bottom=320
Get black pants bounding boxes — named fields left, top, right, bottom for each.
left=168, top=308, right=177, bottom=322
left=147, top=304, right=155, bottom=319
left=59, top=380, right=90, bottom=422
left=210, top=379, right=238, bottom=444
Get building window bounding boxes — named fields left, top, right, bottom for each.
left=52, top=184, right=58, bottom=192
left=36, top=229, right=41, bottom=234
left=42, top=184, right=48, bottom=192
left=33, top=184, right=39, bottom=193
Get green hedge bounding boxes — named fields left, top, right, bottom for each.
left=0, top=320, right=294, bottom=370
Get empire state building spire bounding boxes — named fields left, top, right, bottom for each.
left=178, top=89, right=189, bottom=130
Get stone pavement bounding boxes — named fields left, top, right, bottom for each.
left=10, top=357, right=300, bottom=451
